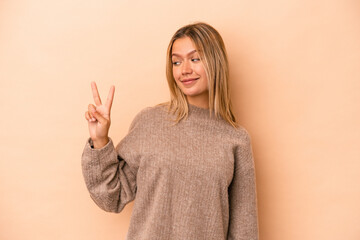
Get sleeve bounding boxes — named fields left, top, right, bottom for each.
left=227, top=130, right=259, bottom=240
left=81, top=108, right=147, bottom=213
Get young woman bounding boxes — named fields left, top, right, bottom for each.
left=82, top=22, right=259, bottom=240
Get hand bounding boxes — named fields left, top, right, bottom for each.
left=85, top=81, right=115, bottom=148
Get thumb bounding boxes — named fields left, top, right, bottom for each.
left=92, top=110, right=108, bottom=124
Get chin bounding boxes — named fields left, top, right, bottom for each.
left=183, top=92, right=200, bottom=97
left=181, top=88, right=200, bottom=96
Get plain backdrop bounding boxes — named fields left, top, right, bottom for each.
left=0, top=0, right=359, bottom=239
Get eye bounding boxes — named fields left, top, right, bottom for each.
left=172, top=61, right=181, bottom=66
left=192, top=58, right=200, bottom=62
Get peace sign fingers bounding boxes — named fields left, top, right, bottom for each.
left=86, top=81, right=114, bottom=147
left=91, top=81, right=102, bottom=106
left=105, top=85, right=115, bottom=112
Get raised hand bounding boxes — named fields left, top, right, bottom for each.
left=85, top=81, right=115, bottom=148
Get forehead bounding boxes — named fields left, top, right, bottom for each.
left=172, top=37, right=198, bottom=55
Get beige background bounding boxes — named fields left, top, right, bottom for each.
left=1, top=0, right=359, bottom=239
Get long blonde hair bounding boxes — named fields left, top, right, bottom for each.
left=158, top=22, right=238, bottom=128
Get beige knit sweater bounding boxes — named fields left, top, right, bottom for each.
left=81, top=102, right=259, bottom=240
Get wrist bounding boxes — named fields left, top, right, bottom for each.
left=92, top=137, right=109, bottom=149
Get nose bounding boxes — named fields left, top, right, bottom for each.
left=181, top=60, right=193, bottom=75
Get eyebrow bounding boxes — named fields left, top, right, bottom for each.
left=171, top=49, right=197, bottom=57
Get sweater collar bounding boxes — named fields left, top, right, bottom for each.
left=187, top=102, right=215, bottom=118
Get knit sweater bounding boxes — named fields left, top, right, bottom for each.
left=81, top=102, right=259, bottom=240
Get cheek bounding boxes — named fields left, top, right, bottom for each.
left=197, top=66, right=208, bottom=88
left=172, top=68, right=181, bottom=81
left=196, top=65, right=207, bottom=79
left=172, top=73, right=179, bottom=89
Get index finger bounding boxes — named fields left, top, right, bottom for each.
left=91, top=81, right=102, bottom=106
left=105, top=85, right=115, bottom=111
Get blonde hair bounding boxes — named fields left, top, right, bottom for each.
left=158, top=22, right=238, bottom=128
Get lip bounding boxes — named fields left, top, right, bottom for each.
left=181, top=78, right=199, bottom=82
left=181, top=78, right=198, bottom=86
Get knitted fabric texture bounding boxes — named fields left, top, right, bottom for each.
left=81, top=103, right=259, bottom=240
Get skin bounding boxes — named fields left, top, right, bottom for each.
left=85, top=81, right=114, bottom=149
left=171, top=36, right=209, bottom=109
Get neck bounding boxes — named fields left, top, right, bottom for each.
left=186, top=94, right=209, bottom=109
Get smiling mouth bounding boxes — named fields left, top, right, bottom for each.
left=181, top=78, right=199, bottom=82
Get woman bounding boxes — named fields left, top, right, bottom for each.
left=82, top=22, right=259, bottom=239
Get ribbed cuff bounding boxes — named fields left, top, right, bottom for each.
left=83, top=137, right=116, bottom=164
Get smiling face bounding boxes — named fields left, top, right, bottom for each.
left=171, top=36, right=209, bottom=108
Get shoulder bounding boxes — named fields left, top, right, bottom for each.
left=219, top=123, right=253, bottom=155
left=135, top=102, right=170, bottom=119
left=233, top=124, right=252, bottom=143
left=217, top=119, right=252, bottom=144
left=234, top=125, right=252, bottom=149
left=128, top=102, right=170, bottom=130
left=231, top=125, right=254, bottom=164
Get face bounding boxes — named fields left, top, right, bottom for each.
left=171, top=36, right=209, bottom=107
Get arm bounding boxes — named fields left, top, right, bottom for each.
left=227, top=131, right=259, bottom=240
left=81, top=137, right=137, bottom=213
